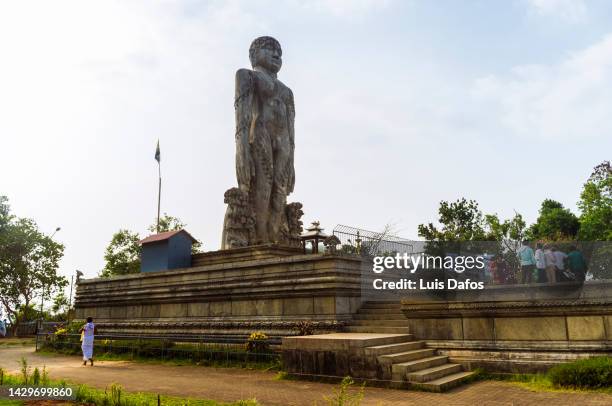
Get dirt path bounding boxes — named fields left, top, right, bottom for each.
left=1, top=346, right=611, bottom=406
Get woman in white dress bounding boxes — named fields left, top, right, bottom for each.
left=80, top=317, right=95, bottom=366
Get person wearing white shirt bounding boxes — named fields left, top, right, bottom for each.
left=553, top=247, right=568, bottom=281
left=534, top=242, right=546, bottom=283
left=544, top=244, right=557, bottom=283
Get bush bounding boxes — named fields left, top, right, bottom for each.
left=293, top=321, right=315, bottom=336
left=245, top=332, right=270, bottom=353
left=548, top=357, right=612, bottom=389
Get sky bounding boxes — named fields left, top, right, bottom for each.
left=1, top=0, right=611, bottom=285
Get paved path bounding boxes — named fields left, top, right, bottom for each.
left=1, top=346, right=611, bottom=406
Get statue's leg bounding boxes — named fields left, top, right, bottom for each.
left=253, top=133, right=273, bottom=243
left=269, top=140, right=291, bottom=242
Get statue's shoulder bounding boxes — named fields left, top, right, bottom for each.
left=235, top=68, right=254, bottom=82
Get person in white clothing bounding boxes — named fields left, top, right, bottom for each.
left=552, top=246, right=568, bottom=281
left=80, top=317, right=95, bottom=366
left=544, top=244, right=557, bottom=283
left=534, top=242, right=546, bottom=283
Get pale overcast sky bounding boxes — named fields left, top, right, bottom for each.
left=1, top=0, right=611, bottom=282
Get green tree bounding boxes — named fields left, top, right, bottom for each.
left=99, top=229, right=141, bottom=277
left=147, top=213, right=186, bottom=234
left=0, top=196, right=66, bottom=335
left=578, top=161, right=612, bottom=241
left=50, top=292, right=70, bottom=320
left=418, top=199, right=528, bottom=275
left=417, top=198, right=488, bottom=242
left=100, top=213, right=200, bottom=278
left=526, top=199, right=580, bottom=241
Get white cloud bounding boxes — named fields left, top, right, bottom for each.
left=299, top=0, right=393, bottom=17
left=473, top=33, right=612, bottom=139
left=526, top=0, right=588, bottom=23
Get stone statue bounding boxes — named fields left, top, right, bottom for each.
left=222, top=36, right=303, bottom=249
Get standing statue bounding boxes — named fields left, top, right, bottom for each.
left=222, top=36, right=303, bottom=249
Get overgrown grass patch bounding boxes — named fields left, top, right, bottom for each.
left=0, top=363, right=260, bottom=406
left=38, top=339, right=281, bottom=371
left=484, top=357, right=612, bottom=393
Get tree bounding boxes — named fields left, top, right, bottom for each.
left=417, top=198, right=488, bottom=242
left=50, top=292, right=70, bottom=321
left=100, top=213, right=200, bottom=277
left=99, top=229, right=141, bottom=277
left=418, top=199, right=528, bottom=275
left=578, top=161, right=612, bottom=241
left=147, top=213, right=186, bottom=234
left=526, top=199, right=580, bottom=241
left=0, top=196, right=66, bottom=335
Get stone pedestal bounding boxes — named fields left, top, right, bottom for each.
left=74, top=245, right=364, bottom=336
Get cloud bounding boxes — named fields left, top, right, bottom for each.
left=473, top=33, right=612, bottom=139
left=298, top=0, right=394, bottom=18
left=525, top=0, right=588, bottom=23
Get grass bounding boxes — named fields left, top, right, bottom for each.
left=0, top=366, right=260, bottom=406
left=484, top=370, right=612, bottom=394
left=0, top=338, right=35, bottom=347
left=37, top=346, right=281, bottom=371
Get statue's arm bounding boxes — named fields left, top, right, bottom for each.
left=235, top=69, right=255, bottom=191
left=287, top=88, right=295, bottom=193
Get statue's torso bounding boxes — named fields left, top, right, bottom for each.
left=253, top=71, right=292, bottom=140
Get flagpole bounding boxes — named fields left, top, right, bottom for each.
left=155, top=140, right=161, bottom=234
left=157, top=156, right=161, bottom=233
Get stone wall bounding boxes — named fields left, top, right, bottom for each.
left=74, top=246, right=363, bottom=336
left=399, top=281, right=612, bottom=372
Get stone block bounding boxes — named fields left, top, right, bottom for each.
left=314, top=297, right=335, bottom=315
left=210, top=301, right=232, bottom=317
left=406, top=318, right=462, bottom=340
left=494, top=317, right=566, bottom=341
left=463, top=318, right=494, bottom=340
left=160, top=303, right=188, bottom=318
left=255, top=299, right=283, bottom=316
left=232, top=300, right=257, bottom=316
left=96, top=307, right=111, bottom=319
left=188, top=302, right=209, bottom=317
left=605, top=316, right=612, bottom=340
left=141, top=304, right=160, bottom=318
left=567, top=316, right=606, bottom=341
left=125, top=305, right=142, bottom=319
left=110, top=306, right=127, bottom=319
left=283, top=297, right=313, bottom=315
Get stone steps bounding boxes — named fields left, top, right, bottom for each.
left=414, top=371, right=477, bottom=392
left=364, top=341, right=425, bottom=356
left=407, top=363, right=463, bottom=383
left=349, top=301, right=476, bottom=392
left=378, top=348, right=436, bottom=364
left=391, top=355, right=449, bottom=376
left=346, top=326, right=412, bottom=334
left=352, top=319, right=409, bottom=326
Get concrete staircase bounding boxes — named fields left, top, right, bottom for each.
left=348, top=301, right=476, bottom=392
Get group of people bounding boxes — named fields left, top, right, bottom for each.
left=517, top=241, right=588, bottom=284
left=488, top=241, right=588, bottom=285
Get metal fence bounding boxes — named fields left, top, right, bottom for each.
left=36, top=333, right=280, bottom=366
left=332, top=224, right=417, bottom=257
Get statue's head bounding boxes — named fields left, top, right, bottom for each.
left=249, top=36, right=282, bottom=74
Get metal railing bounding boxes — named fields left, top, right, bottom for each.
left=333, top=224, right=417, bottom=257
left=36, top=333, right=280, bottom=367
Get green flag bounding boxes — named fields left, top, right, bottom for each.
left=155, top=140, right=160, bottom=163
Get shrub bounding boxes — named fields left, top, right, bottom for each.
left=245, top=332, right=270, bottom=353
left=548, top=357, right=612, bottom=389
left=31, top=367, right=41, bottom=385
left=322, top=376, right=364, bottom=406
left=293, top=321, right=315, bottom=336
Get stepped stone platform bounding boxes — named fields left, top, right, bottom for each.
left=74, top=246, right=363, bottom=337
left=345, top=283, right=612, bottom=373
left=282, top=333, right=476, bottom=392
